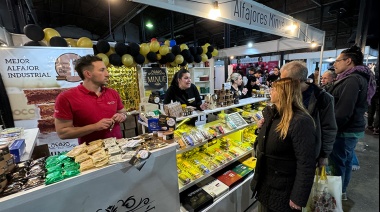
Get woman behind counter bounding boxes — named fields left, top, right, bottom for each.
left=228, top=72, right=248, bottom=99
left=251, top=77, right=317, bottom=212
left=163, top=69, right=208, bottom=110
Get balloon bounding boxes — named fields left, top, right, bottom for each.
left=166, top=53, right=175, bottom=63
left=139, top=43, right=150, bottom=55
left=108, top=53, right=122, bottom=66
left=96, top=40, right=110, bottom=53
left=189, top=47, right=197, bottom=56
left=159, top=45, right=169, bottom=55
left=186, top=55, right=194, bottom=63
left=97, top=53, right=109, bottom=66
left=134, top=54, right=145, bottom=65
left=157, top=54, right=162, bottom=60
left=129, top=42, right=140, bottom=56
left=175, top=55, right=184, bottom=64
left=207, top=46, right=214, bottom=53
left=181, top=49, right=191, bottom=58
left=159, top=55, right=167, bottom=64
left=122, top=54, right=134, bottom=67
left=169, top=39, right=176, bottom=47
left=151, top=38, right=157, bottom=42
left=147, top=52, right=158, bottom=62
left=106, top=47, right=115, bottom=56
left=164, top=40, right=170, bottom=47
left=24, top=24, right=44, bottom=41
left=211, top=49, right=218, bottom=56
left=206, top=52, right=212, bottom=59
left=180, top=44, right=189, bottom=51
left=144, top=57, right=149, bottom=64
left=171, top=45, right=181, bottom=55
left=115, top=42, right=129, bottom=56
left=194, top=55, right=202, bottom=63
left=149, top=41, right=160, bottom=52
left=43, top=28, right=60, bottom=43
left=24, top=41, right=42, bottom=46
left=170, top=62, right=178, bottom=67
left=196, top=46, right=203, bottom=55
left=202, top=45, right=208, bottom=54
left=49, top=36, right=68, bottom=47
left=180, top=60, right=188, bottom=67
left=65, top=38, right=77, bottom=47
left=201, top=53, right=208, bottom=62
left=77, top=37, right=93, bottom=48
left=204, top=43, right=211, bottom=47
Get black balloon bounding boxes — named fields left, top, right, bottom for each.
left=134, top=54, right=145, bottom=64
left=93, top=46, right=99, bottom=55
left=159, top=55, right=167, bottom=64
left=109, top=53, right=122, bottom=66
left=115, top=42, right=129, bottom=56
left=96, top=40, right=110, bottom=53
left=171, top=45, right=181, bottom=55
left=194, top=54, right=202, bottom=63
left=189, top=46, right=197, bottom=56
left=49, top=36, right=68, bottom=47
left=24, top=41, right=42, bottom=46
left=196, top=47, right=203, bottom=55
left=180, top=60, right=188, bottom=66
left=147, top=52, right=158, bottom=62
left=206, top=52, right=212, bottom=59
left=23, top=24, right=44, bottom=41
left=181, top=49, right=191, bottom=58
left=129, top=43, right=140, bottom=57
left=207, top=46, right=214, bottom=53
left=186, top=55, right=194, bottom=63
left=166, top=53, right=175, bottom=63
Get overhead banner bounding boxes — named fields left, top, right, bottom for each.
left=0, top=46, right=93, bottom=154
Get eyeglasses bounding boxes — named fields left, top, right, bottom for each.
left=334, top=58, right=348, bottom=63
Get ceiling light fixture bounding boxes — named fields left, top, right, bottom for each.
left=146, top=22, right=153, bottom=28
left=311, top=41, right=317, bottom=48
left=209, top=1, right=221, bottom=20
left=247, top=42, right=253, bottom=48
left=286, top=22, right=298, bottom=32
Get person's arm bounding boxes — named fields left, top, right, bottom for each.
left=192, top=84, right=205, bottom=110
left=318, top=92, right=337, bottom=161
left=55, top=118, right=114, bottom=140
left=163, top=86, right=175, bottom=104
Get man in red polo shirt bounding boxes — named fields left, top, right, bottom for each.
left=54, top=55, right=127, bottom=144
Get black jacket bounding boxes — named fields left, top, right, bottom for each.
left=251, top=106, right=316, bottom=212
left=163, top=84, right=202, bottom=110
left=327, top=72, right=369, bottom=132
left=305, top=83, right=337, bottom=159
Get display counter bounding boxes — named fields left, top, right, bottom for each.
left=0, top=143, right=179, bottom=212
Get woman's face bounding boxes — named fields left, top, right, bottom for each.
left=234, top=76, right=243, bottom=86
left=178, top=73, right=191, bottom=89
left=270, top=87, right=279, bottom=104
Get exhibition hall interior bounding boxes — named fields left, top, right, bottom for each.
left=0, top=0, right=378, bottom=212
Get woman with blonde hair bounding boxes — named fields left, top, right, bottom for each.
left=251, top=77, right=317, bottom=212
left=228, top=72, right=248, bottom=99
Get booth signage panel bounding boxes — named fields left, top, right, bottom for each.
left=140, top=67, right=167, bottom=99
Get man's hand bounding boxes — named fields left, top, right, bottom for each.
left=257, top=118, right=265, bottom=128
left=289, top=200, right=301, bottom=210
left=112, top=113, right=127, bottom=123
left=94, top=118, right=115, bottom=131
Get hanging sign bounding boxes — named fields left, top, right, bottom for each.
left=143, top=67, right=167, bottom=89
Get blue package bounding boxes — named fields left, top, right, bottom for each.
left=9, top=139, right=26, bottom=163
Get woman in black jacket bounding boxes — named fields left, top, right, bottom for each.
left=251, top=78, right=317, bottom=212
left=327, top=45, right=377, bottom=200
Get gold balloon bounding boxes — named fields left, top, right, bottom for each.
left=140, top=43, right=150, bottom=55
left=159, top=45, right=169, bottom=55
left=122, top=54, right=134, bottom=67
left=157, top=54, right=162, bottom=60
left=144, top=57, right=149, bottom=64
left=150, top=41, right=160, bottom=52
left=65, top=38, right=77, bottom=47
left=77, top=37, right=93, bottom=48
left=106, top=47, right=115, bottom=56
left=175, top=55, right=184, bottom=64
left=164, top=40, right=170, bottom=47
left=201, top=53, right=208, bottom=62
left=43, top=28, right=60, bottom=43
left=96, top=53, right=109, bottom=66
left=202, top=45, right=208, bottom=54
left=204, top=43, right=211, bottom=47
left=180, top=44, right=189, bottom=51
left=211, top=49, right=219, bottom=57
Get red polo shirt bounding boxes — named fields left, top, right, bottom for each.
left=54, top=84, right=124, bottom=144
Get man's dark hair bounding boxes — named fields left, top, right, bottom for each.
left=341, top=45, right=364, bottom=65
left=75, top=55, right=103, bottom=80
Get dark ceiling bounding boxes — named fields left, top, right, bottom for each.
left=1, top=0, right=379, bottom=54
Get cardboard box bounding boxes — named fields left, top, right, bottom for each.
left=232, top=164, right=253, bottom=178
left=9, top=139, right=26, bottom=163
left=216, top=170, right=242, bottom=187
left=201, top=179, right=229, bottom=200
left=181, top=186, right=213, bottom=212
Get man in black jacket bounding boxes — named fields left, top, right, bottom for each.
left=280, top=61, right=337, bottom=167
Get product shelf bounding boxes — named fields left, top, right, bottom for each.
left=178, top=151, right=251, bottom=193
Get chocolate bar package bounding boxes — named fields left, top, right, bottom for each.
left=181, top=185, right=213, bottom=212
left=200, top=179, right=229, bottom=200
left=242, top=157, right=257, bottom=169
left=232, top=164, right=253, bottom=178
left=216, top=170, right=242, bottom=187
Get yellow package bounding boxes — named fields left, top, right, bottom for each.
left=242, top=157, right=257, bottom=169
left=75, top=152, right=90, bottom=163
left=80, top=158, right=94, bottom=172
